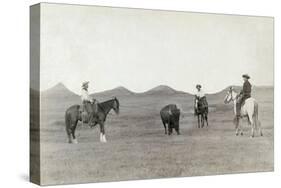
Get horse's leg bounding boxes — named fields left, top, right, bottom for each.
left=205, top=113, right=209, bottom=127
left=65, top=118, right=72, bottom=143
left=259, top=120, right=263, bottom=136
left=99, top=122, right=107, bottom=143
left=248, top=115, right=254, bottom=138
left=99, top=125, right=103, bottom=142
left=197, top=115, right=200, bottom=128
left=65, top=113, right=73, bottom=143
left=237, top=117, right=244, bottom=136
left=201, top=115, right=204, bottom=128
left=239, top=119, right=243, bottom=136
left=235, top=117, right=240, bottom=136
left=176, top=127, right=180, bottom=135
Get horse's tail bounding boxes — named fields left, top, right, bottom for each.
left=254, top=101, right=260, bottom=129
left=65, top=110, right=71, bottom=132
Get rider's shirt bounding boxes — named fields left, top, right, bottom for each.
left=81, top=88, right=92, bottom=102
left=195, top=90, right=205, bottom=99
left=240, top=80, right=252, bottom=97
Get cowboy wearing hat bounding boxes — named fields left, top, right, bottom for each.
left=236, top=74, right=252, bottom=117
left=81, top=81, right=97, bottom=126
left=81, top=81, right=93, bottom=103
left=195, top=84, right=205, bottom=98
left=194, top=84, right=208, bottom=115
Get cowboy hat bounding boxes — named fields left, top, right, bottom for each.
left=82, top=81, right=89, bottom=87
left=196, top=84, right=202, bottom=89
left=242, top=74, right=250, bottom=79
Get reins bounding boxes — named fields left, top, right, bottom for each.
left=98, top=99, right=116, bottom=114
left=228, top=89, right=238, bottom=103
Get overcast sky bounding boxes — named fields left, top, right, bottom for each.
left=40, top=3, right=274, bottom=94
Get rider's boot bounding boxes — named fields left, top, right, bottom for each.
left=81, top=112, right=89, bottom=123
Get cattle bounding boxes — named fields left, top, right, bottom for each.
left=160, top=104, right=181, bottom=135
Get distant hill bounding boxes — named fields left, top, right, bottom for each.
left=41, top=83, right=79, bottom=99
left=143, top=85, right=186, bottom=95
left=92, top=86, right=134, bottom=97
left=40, top=83, right=273, bottom=101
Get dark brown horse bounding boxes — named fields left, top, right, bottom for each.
left=65, top=97, right=119, bottom=143
left=194, top=96, right=209, bottom=128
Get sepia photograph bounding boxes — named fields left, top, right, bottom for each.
left=30, top=3, right=274, bottom=185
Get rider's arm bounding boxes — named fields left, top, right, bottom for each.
left=81, top=89, right=92, bottom=101
left=239, top=83, right=245, bottom=95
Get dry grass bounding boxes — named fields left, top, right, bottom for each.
left=39, top=90, right=273, bottom=185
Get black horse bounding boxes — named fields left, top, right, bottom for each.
left=194, top=96, right=209, bottom=128
left=65, top=97, right=119, bottom=143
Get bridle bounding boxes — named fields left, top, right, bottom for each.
left=225, top=87, right=237, bottom=104
left=113, top=98, right=119, bottom=114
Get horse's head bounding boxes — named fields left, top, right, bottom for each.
left=112, top=97, right=119, bottom=115
left=224, top=86, right=236, bottom=104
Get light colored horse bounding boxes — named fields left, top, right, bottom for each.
left=224, top=87, right=262, bottom=137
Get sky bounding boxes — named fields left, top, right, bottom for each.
left=40, top=3, right=274, bottom=95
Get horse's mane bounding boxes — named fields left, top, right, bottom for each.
left=230, top=87, right=238, bottom=93
left=99, top=98, right=118, bottom=106
left=98, top=98, right=119, bottom=112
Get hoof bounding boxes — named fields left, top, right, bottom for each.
left=72, top=139, right=78, bottom=144
left=100, top=134, right=107, bottom=143
left=240, top=132, right=243, bottom=136
left=236, top=133, right=238, bottom=136
left=103, top=135, right=107, bottom=143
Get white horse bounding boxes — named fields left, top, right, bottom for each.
left=224, top=87, right=262, bottom=137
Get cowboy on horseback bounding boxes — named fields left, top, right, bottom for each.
left=194, top=84, right=208, bottom=114
left=194, top=84, right=209, bottom=128
left=236, top=74, right=252, bottom=118
left=223, top=75, right=262, bottom=137
left=81, top=81, right=98, bottom=126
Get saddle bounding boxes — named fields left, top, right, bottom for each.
left=237, top=94, right=251, bottom=107
left=194, top=96, right=208, bottom=115
left=197, top=97, right=208, bottom=108
left=236, top=94, right=251, bottom=118
left=80, top=101, right=98, bottom=125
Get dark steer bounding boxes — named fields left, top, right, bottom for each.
left=160, top=104, right=181, bottom=135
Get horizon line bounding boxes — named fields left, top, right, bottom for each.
left=39, top=82, right=274, bottom=96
